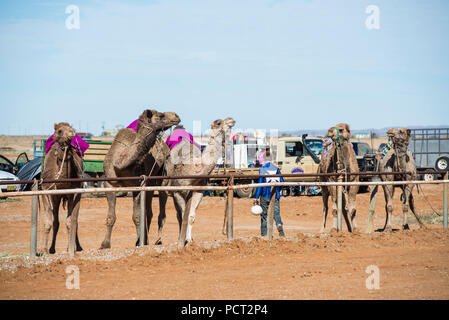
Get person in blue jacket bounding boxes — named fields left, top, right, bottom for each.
left=254, top=161, right=285, bottom=237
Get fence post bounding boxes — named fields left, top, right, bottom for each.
left=139, top=189, right=146, bottom=247
left=226, top=176, right=234, bottom=240
left=31, top=180, right=38, bottom=257
left=337, top=176, right=343, bottom=232
left=267, top=188, right=276, bottom=240
left=444, top=172, right=448, bottom=229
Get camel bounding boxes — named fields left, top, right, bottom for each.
left=162, top=117, right=235, bottom=248
left=40, top=122, right=84, bottom=255
left=99, top=110, right=180, bottom=249
left=366, top=128, right=425, bottom=233
left=317, top=123, right=360, bottom=233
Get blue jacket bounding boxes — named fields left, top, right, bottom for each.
left=254, top=162, right=284, bottom=200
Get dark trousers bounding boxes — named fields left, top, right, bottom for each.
left=260, top=196, right=283, bottom=236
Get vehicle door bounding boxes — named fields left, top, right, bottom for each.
left=302, top=139, right=323, bottom=173
left=282, top=141, right=310, bottom=174
left=14, top=152, right=29, bottom=173
left=0, top=155, right=15, bottom=174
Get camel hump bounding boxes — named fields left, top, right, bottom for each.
left=114, top=127, right=137, bottom=145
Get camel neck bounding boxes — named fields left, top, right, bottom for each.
left=200, top=129, right=225, bottom=175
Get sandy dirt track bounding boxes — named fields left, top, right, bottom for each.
left=0, top=184, right=448, bottom=299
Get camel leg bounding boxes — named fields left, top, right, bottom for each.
left=155, top=191, right=167, bottom=245
left=143, top=190, right=153, bottom=246
left=382, top=185, right=394, bottom=232
left=40, top=194, right=55, bottom=254
left=178, top=192, right=193, bottom=249
left=401, top=186, right=411, bottom=230
left=342, top=193, right=352, bottom=232
left=409, top=193, right=426, bottom=228
left=173, top=192, right=186, bottom=233
left=185, top=191, right=204, bottom=243
left=320, top=187, right=329, bottom=233
left=132, top=191, right=150, bottom=246
left=66, top=194, right=82, bottom=256
left=100, top=185, right=117, bottom=249
left=329, top=186, right=338, bottom=233
left=348, top=186, right=358, bottom=232
left=366, top=185, right=379, bottom=234
left=49, top=196, right=61, bottom=254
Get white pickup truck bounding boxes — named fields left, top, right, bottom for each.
left=212, top=134, right=323, bottom=197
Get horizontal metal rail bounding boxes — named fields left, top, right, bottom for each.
left=1, top=170, right=446, bottom=186
left=4, top=179, right=448, bottom=198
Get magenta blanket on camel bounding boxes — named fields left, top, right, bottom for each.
left=45, top=134, right=90, bottom=157
left=126, top=119, right=139, bottom=132
left=127, top=119, right=200, bottom=151
left=165, top=129, right=201, bottom=151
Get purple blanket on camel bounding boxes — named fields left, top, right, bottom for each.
left=45, top=134, right=90, bottom=157
left=127, top=119, right=200, bottom=151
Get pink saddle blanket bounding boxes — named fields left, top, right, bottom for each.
left=45, top=134, right=90, bottom=157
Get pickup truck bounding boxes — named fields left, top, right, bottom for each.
left=213, top=134, right=324, bottom=197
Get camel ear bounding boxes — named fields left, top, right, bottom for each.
left=326, top=127, right=336, bottom=140
left=54, top=123, right=58, bottom=131
left=143, top=109, right=154, bottom=119
left=405, top=129, right=412, bottom=144
left=345, top=123, right=351, bottom=135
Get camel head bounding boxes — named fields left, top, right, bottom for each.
left=53, top=122, right=76, bottom=148
left=210, top=117, right=236, bottom=131
left=210, top=117, right=236, bottom=145
left=137, top=109, right=180, bottom=134
left=387, top=127, right=411, bottom=154
left=160, top=112, right=181, bottom=130
left=326, top=123, right=351, bottom=142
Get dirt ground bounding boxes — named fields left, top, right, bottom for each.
left=0, top=183, right=448, bottom=300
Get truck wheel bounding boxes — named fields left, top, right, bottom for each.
left=280, top=187, right=290, bottom=197
left=422, top=172, right=435, bottom=181
left=435, top=156, right=449, bottom=172
left=235, top=186, right=254, bottom=198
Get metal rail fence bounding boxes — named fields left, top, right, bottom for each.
left=1, top=170, right=447, bottom=256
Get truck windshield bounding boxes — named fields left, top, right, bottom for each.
left=305, top=139, right=324, bottom=156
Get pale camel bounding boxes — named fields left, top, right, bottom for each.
left=99, top=110, right=180, bottom=249
left=366, top=128, right=425, bottom=233
left=162, top=118, right=235, bottom=248
left=40, top=122, right=84, bottom=256
left=317, top=123, right=360, bottom=233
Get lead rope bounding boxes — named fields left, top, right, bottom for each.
left=46, top=146, right=68, bottom=191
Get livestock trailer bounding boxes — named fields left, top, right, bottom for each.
left=409, top=128, right=449, bottom=180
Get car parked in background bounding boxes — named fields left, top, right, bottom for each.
left=0, top=170, right=21, bottom=195
left=0, top=153, right=42, bottom=191
left=351, top=142, right=377, bottom=172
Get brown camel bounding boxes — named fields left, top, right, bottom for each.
left=99, top=110, right=180, bottom=249
left=40, top=122, right=84, bottom=256
left=317, top=123, right=360, bottom=233
left=366, top=128, right=425, bottom=233
left=162, top=117, right=235, bottom=247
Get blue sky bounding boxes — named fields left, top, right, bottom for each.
left=0, top=0, right=448, bottom=136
